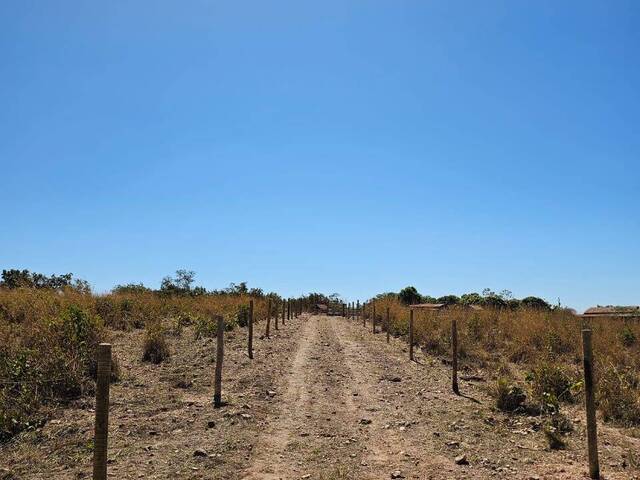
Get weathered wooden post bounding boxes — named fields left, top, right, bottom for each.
left=409, top=308, right=414, bottom=361
left=265, top=298, right=271, bottom=338
left=214, top=315, right=225, bottom=407
left=372, top=303, right=376, bottom=334
left=93, top=343, right=111, bottom=480
left=357, top=300, right=360, bottom=320
left=582, top=329, right=600, bottom=479
left=452, top=317, right=459, bottom=394
left=287, top=299, right=291, bottom=321
left=282, top=300, right=286, bottom=326
left=342, top=303, right=346, bottom=317
left=274, top=301, right=279, bottom=330
left=248, top=300, right=254, bottom=359
left=386, top=307, right=390, bottom=343
left=362, top=301, right=366, bottom=327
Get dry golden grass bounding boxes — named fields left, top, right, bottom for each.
left=0, top=288, right=275, bottom=441
left=365, top=297, right=640, bottom=426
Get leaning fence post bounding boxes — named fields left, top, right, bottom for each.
left=93, top=343, right=111, bottom=480
left=248, top=300, right=254, bottom=359
left=582, top=329, right=600, bottom=479
left=409, top=309, right=414, bottom=361
left=386, top=307, right=390, bottom=343
left=452, top=317, right=459, bottom=395
left=265, top=298, right=271, bottom=338
left=214, top=315, right=225, bottom=407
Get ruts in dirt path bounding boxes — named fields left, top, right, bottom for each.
left=245, top=315, right=474, bottom=479
left=4, top=314, right=638, bottom=479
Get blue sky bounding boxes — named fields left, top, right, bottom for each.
left=1, top=1, right=638, bottom=311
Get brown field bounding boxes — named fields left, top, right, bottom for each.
left=1, top=289, right=639, bottom=479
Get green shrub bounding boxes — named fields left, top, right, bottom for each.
left=526, top=363, right=580, bottom=406
left=620, top=326, right=637, bottom=347
left=194, top=314, right=234, bottom=339
left=494, top=378, right=526, bottom=412
left=237, top=305, right=249, bottom=328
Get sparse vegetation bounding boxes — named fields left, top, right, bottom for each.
left=0, top=270, right=284, bottom=442
left=494, top=378, right=526, bottom=412
left=367, top=288, right=640, bottom=428
left=142, top=326, right=170, bottom=364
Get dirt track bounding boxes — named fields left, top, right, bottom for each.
left=2, top=315, right=639, bottom=479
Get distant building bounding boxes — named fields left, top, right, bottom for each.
left=409, top=303, right=483, bottom=312
left=582, top=306, right=640, bottom=319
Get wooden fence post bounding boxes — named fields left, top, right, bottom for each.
left=372, top=304, right=376, bottom=334
left=248, top=300, right=254, bottom=359
left=409, top=309, right=414, bottom=361
left=582, top=329, right=600, bottom=479
left=287, top=299, right=291, bottom=321
left=342, top=303, right=346, bottom=317
left=214, top=315, right=225, bottom=407
left=356, top=300, right=360, bottom=321
left=282, top=301, right=286, bottom=326
left=275, top=301, right=279, bottom=330
left=93, top=343, right=111, bottom=480
left=265, top=298, right=271, bottom=338
left=386, top=307, right=390, bottom=343
left=362, top=301, right=366, bottom=327
left=452, top=318, right=459, bottom=394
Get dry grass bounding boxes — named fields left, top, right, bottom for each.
left=366, top=297, right=640, bottom=427
left=0, top=288, right=275, bottom=442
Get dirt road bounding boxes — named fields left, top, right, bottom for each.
left=3, top=315, right=638, bottom=479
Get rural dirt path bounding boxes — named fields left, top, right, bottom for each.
left=3, top=314, right=639, bottom=479
left=243, top=315, right=639, bottom=480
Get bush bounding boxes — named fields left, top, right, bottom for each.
left=620, top=326, right=637, bottom=347
left=494, top=378, right=526, bottom=412
left=598, top=365, right=640, bottom=426
left=526, top=363, right=580, bottom=406
left=0, top=303, right=103, bottom=442
left=142, top=327, right=170, bottom=364
left=237, top=305, right=249, bottom=327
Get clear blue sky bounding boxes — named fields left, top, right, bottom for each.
left=1, top=1, right=638, bottom=311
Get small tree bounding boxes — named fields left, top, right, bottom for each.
left=399, top=286, right=422, bottom=305
left=521, top=296, right=551, bottom=310
left=437, top=295, right=460, bottom=305
left=161, top=269, right=197, bottom=295
left=460, top=292, right=483, bottom=305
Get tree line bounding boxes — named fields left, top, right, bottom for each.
left=392, top=285, right=554, bottom=310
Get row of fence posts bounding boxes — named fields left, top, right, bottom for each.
left=92, top=298, right=600, bottom=480
left=347, top=301, right=600, bottom=480
left=91, top=297, right=306, bottom=479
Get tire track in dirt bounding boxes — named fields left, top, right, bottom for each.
left=333, top=317, right=456, bottom=479
left=244, top=316, right=368, bottom=479
left=242, top=317, right=317, bottom=479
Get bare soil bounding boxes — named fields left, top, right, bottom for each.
left=2, top=315, right=639, bottom=479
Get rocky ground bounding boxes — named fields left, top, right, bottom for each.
left=2, top=314, right=639, bottom=479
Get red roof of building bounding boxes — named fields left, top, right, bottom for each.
left=582, top=306, right=640, bottom=317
